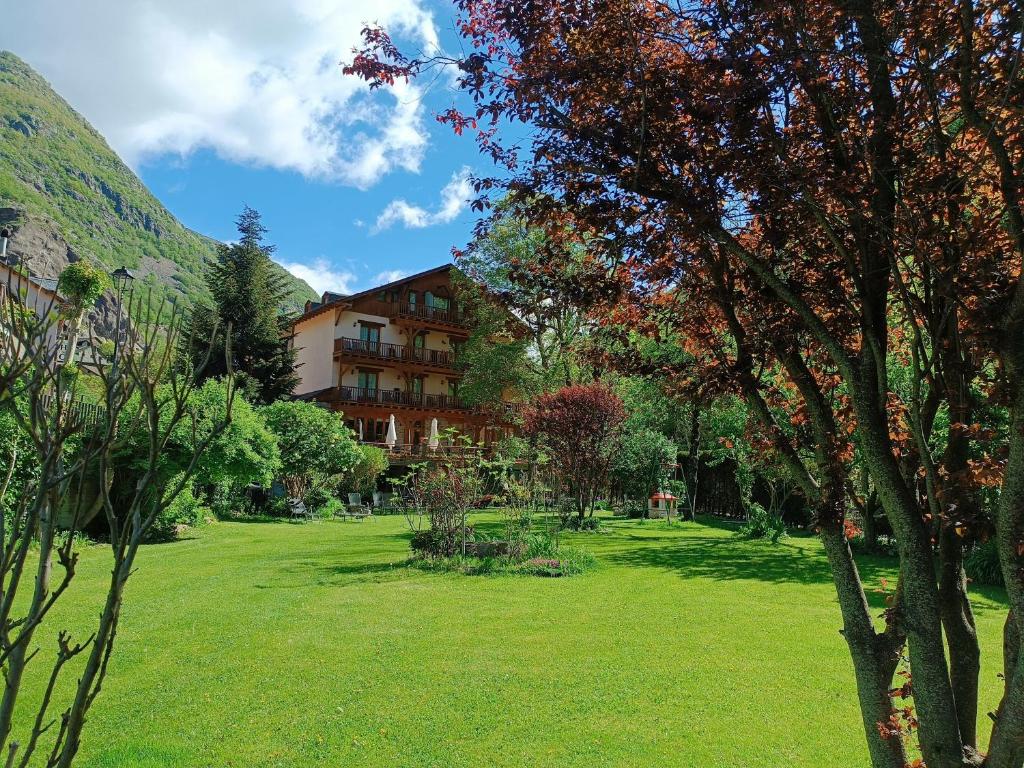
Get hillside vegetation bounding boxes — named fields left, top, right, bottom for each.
left=0, top=51, right=316, bottom=313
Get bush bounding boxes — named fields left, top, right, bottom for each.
left=563, top=515, right=602, bottom=532
left=966, top=539, right=1004, bottom=587
left=623, top=499, right=648, bottom=519
left=148, top=477, right=207, bottom=542
left=738, top=502, right=786, bottom=543
left=317, top=498, right=344, bottom=519
left=262, top=400, right=361, bottom=503
left=345, top=444, right=389, bottom=496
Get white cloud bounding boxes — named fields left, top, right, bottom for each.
left=374, top=269, right=409, bottom=284
left=1, top=0, right=440, bottom=187
left=278, top=258, right=357, bottom=297
left=373, top=166, right=472, bottom=233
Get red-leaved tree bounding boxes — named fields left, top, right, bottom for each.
left=524, top=383, right=625, bottom=520
left=347, top=3, right=1024, bottom=766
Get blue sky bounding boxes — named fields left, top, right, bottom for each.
left=1, top=0, right=496, bottom=297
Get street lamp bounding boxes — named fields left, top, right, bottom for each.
left=110, top=267, right=136, bottom=362
left=111, top=267, right=135, bottom=292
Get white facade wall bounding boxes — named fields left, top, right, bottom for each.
left=291, top=312, right=335, bottom=395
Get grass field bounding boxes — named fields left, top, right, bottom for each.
left=15, top=514, right=1010, bottom=767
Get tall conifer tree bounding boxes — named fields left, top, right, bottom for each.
left=185, top=206, right=297, bottom=403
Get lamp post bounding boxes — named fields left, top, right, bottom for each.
left=110, top=267, right=135, bottom=362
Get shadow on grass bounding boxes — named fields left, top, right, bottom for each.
left=603, top=522, right=1010, bottom=614
left=253, top=558, right=413, bottom=589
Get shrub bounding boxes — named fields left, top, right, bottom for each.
left=966, top=539, right=1004, bottom=587
left=317, top=498, right=345, bottom=519
left=623, top=499, right=648, bottom=519
left=262, top=400, right=361, bottom=503
left=524, top=383, right=626, bottom=520
left=738, top=502, right=786, bottom=543
left=563, top=515, right=602, bottom=532
left=162, top=379, right=279, bottom=514
left=148, top=477, right=207, bottom=542
left=345, top=444, right=389, bottom=496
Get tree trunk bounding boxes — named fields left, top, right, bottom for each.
left=854, top=388, right=966, bottom=768
left=820, top=525, right=908, bottom=768
left=938, top=525, right=980, bottom=750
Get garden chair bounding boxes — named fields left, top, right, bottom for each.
left=342, top=493, right=372, bottom=521
left=288, top=498, right=313, bottom=522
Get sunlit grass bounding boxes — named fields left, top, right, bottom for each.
left=16, top=514, right=1008, bottom=767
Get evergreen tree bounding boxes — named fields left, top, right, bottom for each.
left=184, top=206, right=297, bottom=403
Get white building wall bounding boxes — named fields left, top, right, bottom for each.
left=292, top=312, right=335, bottom=395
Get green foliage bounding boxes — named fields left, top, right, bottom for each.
left=147, top=476, right=207, bottom=542
left=167, top=379, right=280, bottom=493
left=457, top=200, right=589, bottom=390
left=737, top=502, right=787, bottom=544
left=563, top=515, right=602, bottom=532
left=345, top=444, right=390, bottom=496
left=411, top=527, right=596, bottom=577
left=56, top=260, right=111, bottom=315
left=612, top=428, right=677, bottom=501
left=261, top=400, right=361, bottom=501
left=0, top=399, right=36, bottom=523
left=966, top=539, right=1004, bottom=587
left=111, top=379, right=277, bottom=531
left=0, top=53, right=315, bottom=314
left=183, top=207, right=298, bottom=403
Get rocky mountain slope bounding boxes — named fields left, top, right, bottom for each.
left=0, top=51, right=316, bottom=330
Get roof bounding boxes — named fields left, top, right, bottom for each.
left=650, top=492, right=677, bottom=500
left=0, top=259, right=63, bottom=299
left=290, top=263, right=456, bottom=327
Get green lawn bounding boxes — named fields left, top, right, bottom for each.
left=16, top=515, right=1009, bottom=767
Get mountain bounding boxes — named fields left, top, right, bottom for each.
left=0, top=51, right=317, bottom=332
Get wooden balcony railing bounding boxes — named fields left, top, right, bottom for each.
left=335, top=386, right=467, bottom=411
left=391, top=301, right=467, bottom=327
left=335, top=337, right=458, bottom=368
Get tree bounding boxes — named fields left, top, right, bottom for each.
left=453, top=277, right=535, bottom=408
left=612, top=427, right=677, bottom=507
left=524, top=383, right=625, bottom=520
left=458, top=201, right=590, bottom=389
left=185, top=206, right=297, bottom=404
left=165, top=378, right=280, bottom=495
left=348, top=5, right=1024, bottom=766
left=261, top=400, right=361, bottom=502
left=345, top=443, right=390, bottom=497
left=0, top=282, right=230, bottom=766
left=55, top=260, right=110, bottom=370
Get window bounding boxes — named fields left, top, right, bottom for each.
left=359, top=324, right=380, bottom=347
left=411, top=376, right=423, bottom=395
left=408, top=290, right=417, bottom=306
left=357, top=370, right=378, bottom=392
left=413, top=333, right=425, bottom=351
left=448, top=380, right=459, bottom=398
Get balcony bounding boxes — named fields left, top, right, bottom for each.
left=335, top=337, right=458, bottom=369
left=334, top=386, right=467, bottom=411
left=391, top=300, right=467, bottom=328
